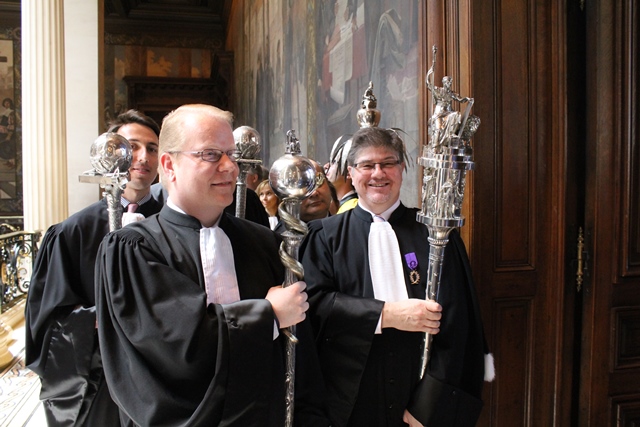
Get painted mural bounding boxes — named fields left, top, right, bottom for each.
left=231, top=0, right=422, bottom=205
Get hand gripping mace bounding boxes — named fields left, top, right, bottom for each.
left=416, top=46, right=480, bottom=379
left=232, top=126, right=262, bottom=218
left=269, top=130, right=317, bottom=427
left=79, top=132, right=133, bottom=232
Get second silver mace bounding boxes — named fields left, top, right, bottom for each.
left=269, top=129, right=317, bottom=427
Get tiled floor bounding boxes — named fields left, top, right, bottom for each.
left=0, top=323, right=45, bottom=427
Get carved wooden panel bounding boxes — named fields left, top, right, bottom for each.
left=123, top=76, right=221, bottom=124
left=620, top=0, right=640, bottom=278
left=122, top=51, right=233, bottom=125
left=491, top=299, right=532, bottom=425
left=611, top=395, right=640, bottom=427
left=461, top=0, right=569, bottom=424
left=495, top=0, right=534, bottom=271
left=613, top=308, right=640, bottom=370
left=582, top=0, right=640, bottom=425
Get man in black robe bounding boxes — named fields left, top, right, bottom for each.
left=301, top=127, right=491, bottom=427
left=95, top=104, right=329, bottom=426
left=25, top=110, right=163, bottom=426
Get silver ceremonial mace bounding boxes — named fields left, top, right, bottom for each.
left=269, top=130, right=317, bottom=427
left=416, top=45, right=480, bottom=379
left=233, top=126, right=262, bottom=218
left=79, top=132, right=132, bottom=232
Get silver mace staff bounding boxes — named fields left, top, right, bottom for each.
left=269, top=129, right=317, bottom=427
left=79, top=132, right=132, bottom=232
left=233, top=126, right=262, bottom=218
left=416, top=45, right=480, bottom=379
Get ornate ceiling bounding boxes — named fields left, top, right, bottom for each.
left=104, top=0, right=232, bottom=40
left=0, top=1, right=232, bottom=41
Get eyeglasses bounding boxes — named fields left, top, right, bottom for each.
left=168, top=149, right=239, bottom=163
left=352, top=160, right=401, bottom=173
left=315, top=171, right=326, bottom=187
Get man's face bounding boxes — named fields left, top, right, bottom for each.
left=162, top=114, right=239, bottom=222
left=348, top=145, right=404, bottom=214
left=117, top=123, right=159, bottom=192
left=301, top=179, right=332, bottom=222
left=246, top=172, right=260, bottom=191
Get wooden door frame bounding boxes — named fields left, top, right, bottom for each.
left=582, top=0, right=640, bottom=425
left=423, top=1, right=575, bottom=425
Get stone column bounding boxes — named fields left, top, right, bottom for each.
left=21, top=0, right=69, bottom=233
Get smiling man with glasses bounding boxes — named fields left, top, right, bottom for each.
left=301, top=126, right=489, bottom=427
left=95, top=104, right=330, bottom=426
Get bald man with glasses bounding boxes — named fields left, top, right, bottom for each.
left=95, top=104, right=330, bottom=427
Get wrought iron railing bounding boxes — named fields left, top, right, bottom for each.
left=0, top=225, right=41, bottom=313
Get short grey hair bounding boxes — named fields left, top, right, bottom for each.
left=347, top=127, right=408, bottom=167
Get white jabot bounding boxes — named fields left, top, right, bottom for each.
left=363, top=200, right=407, bottom=334
left=268, top=216, right=279, bottom=230
left=368, top=215, right=408, bottom=303
left=200, top=225, right=240, bottom=305
left=168, top=199, right=278, bottom=338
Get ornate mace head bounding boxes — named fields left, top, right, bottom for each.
left=329, top=83, right=383, bottom=178
left=89, top=132, right=132, bottom=175
left=233, top=126, right=262, bottom=161
left=356, top=81, right=381, bottom=128
left=269, top=130, right=316, bottom=200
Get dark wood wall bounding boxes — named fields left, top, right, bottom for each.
left=424, top=0, right=640, bottom=425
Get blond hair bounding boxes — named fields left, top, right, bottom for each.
left=159, top=104, right=234, bottom=155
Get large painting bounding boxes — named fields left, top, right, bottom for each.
left=0, top=29, right=21, bottom=223
left=232, top=0, right=422, bottom=205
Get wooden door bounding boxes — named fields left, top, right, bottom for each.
left=424, top=0, right=640, bottom=425
left=465, top=0, right=572, bottom=424
left=422, top=0, right=639, bottom=425
left=580, top=0, right=640, bottom=425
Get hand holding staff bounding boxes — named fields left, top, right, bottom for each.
left=269, top=130, right=317, bottom=427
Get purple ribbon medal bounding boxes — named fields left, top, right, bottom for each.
left=404, top=252, right=420, bottom=285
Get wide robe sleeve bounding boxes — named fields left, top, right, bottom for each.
left=301, top=216, right=384, bottom=424
left=95, top=227, right=280, bottom=427
left=25, top=216, right=104, bottom=378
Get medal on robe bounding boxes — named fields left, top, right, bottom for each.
left=404, top=252, right=420, bottom=285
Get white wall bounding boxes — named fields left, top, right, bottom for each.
left=64, top=0, right=102, bottom=215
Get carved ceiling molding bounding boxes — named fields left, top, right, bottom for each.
left=104, top=32, right=223, bottom=50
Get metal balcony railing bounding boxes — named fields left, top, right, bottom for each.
left=0, top=224, right=41, bottom=313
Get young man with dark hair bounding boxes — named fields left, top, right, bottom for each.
left=25, top=109, right=163, bottom=426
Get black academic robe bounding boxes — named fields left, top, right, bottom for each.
left=95, top=206, right=329, bottom=427
left=300, top=203, right=486, bottom=427
left=151, top=181, right=270, bottom=228
left=25, top=197, right=163, bottom=426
